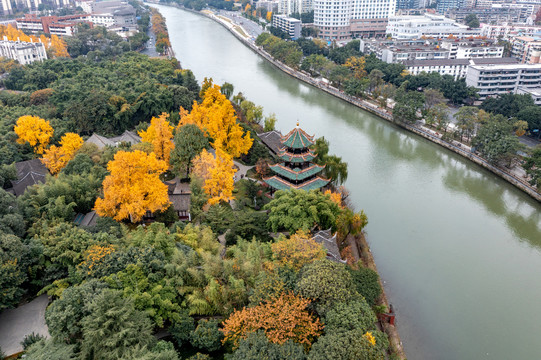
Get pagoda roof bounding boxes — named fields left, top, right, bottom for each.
left=264, top=175, right=329, bottom=191
left=281, top=127, right=314, bottom=149
left=277, top=149, right=316, bottom=163
left=269, top=163, right=325, bottom=181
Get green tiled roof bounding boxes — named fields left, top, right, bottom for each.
left=282, top=127, right=314, bottom=149
left=269, top=163, right=325, bottom=181
left=264, top=176, right=329, bottom=191
left=278, top=150, right=316, bottom=163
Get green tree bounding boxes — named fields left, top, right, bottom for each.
left=393, top=88, right=424, bottom=123
left=0, top=188, right=24, bottom=237
left=296, top=260, right=355, bottom=314
left=465, top=13, right=480, bottom=28
left=308, top=329, right=386, bottom=360
left=455, top=106, right=480, bottom=141
left=230, top=331, right=306, bottom=360
left=264, top=113, right=277, bottom=132
left=0, top=233, right=28, bottom=310
left=524, top=147, right=541, bottom=188
left=24, top=339, right=76, bottom=360
left=472, top=115, right=520, bottom=165
left=264, top=189, right=342, bottom=233
left=80, top=289, right=155, bottom=360
left=517, top=106, right=541, bottom=137
left=191, top=319, right=223, bottom=352
left=170, top=124, right=209, bottom=177
left=45, top=280, right=109, bottom=343
left=169, top=310, right=195, bottom=347
left=347, top=267, right=382, bottom=306
left=221, top=82, right=234, bottom=100
left=324, top=299, right=377, bottom=333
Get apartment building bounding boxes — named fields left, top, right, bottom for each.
left=314, top=0, right=396, bottom=41
left=511, top=36, right=541, bottom=63
left=436, top=0, right=465, bottom=14
left=278, top=0, right=312, bottom=15
left=517, top=86, right=541, bottom=105
left=272, top=14, right=302, bottom=39
left=386, top=14, right=481, bottom=40
left=360, top=38, right=503, bottom=64
left=466, top=62, right=541, bottom=99
left=0, top=39, right=47, bottom=65
left=480, top=23, right=541, bottom=40
left=16, top=14, right=90, bottom=36
left=406, top=57, right=517, bottom=80
left=440, top=39, right=503, bottom=58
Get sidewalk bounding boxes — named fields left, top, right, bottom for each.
left=0, top=295, right=50, bottom=356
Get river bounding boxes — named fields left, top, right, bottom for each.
left=150, top=4, right=541, bottom=359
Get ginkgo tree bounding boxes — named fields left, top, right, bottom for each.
left=179, top=85, right=253, bottom=158
left=94, top=150, right=170, bottom=222
left=14, top=115, right=54, bottom=154
left=41, top=132, right=84, bottom=174
left=192, top=148, right=237, bottom=205
left=138, top=113, right=174, bottom=163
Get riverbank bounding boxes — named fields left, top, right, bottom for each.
left=189, top=7, right=541, bottom=202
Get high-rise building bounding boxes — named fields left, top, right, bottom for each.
left=314, top=0, right=396, bottom=40
left=278, top=0, right=313, bottom=15
left=436, top=0, right=465, bottom=14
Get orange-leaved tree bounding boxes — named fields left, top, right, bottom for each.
left=324, top=189, right=343, bottom=208
left=221, top=292, right=323, bottom=349
left=192, top=148, right=237, bottom=205
left=94, top=150, right=170, bottom=223
left=138, top=113, right=175, bottom=163
left=41, top=132, right=84, bottom=174
left=179, top=85, right=253, bottom=158
left=271, top=230, right=327, bottom=271
left=50, top=34, right=69, bottom=58
left=14, top=115, right=54, bottom=154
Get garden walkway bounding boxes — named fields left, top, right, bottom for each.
left=0, top=295, right=50, bottom=356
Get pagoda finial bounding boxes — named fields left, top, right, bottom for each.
left=296, top=120, right=299, bottom=127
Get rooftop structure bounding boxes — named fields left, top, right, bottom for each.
left=10, top=159, right=49, bottom=196
left=0, top=39, right=47, bottom=65
left=386, top=13, right=481, bottom=40
left=465, top=62, right=541, bottom=99
left=360, top=38, right=502, bottom=64
left=517, top=86, right=541, bottom=105
left=258, top=130, right=283, bottom=154
left=85, top=130, right=141, bottom=149
left=272, top=14, right=302, bottom=40
left=405, top=57, right=518, bottom=79
left=264, top=125, right=329, bottom=192
left=480, top=23, right=541, bottom=40
left=311, top=229, right=346, bottom=263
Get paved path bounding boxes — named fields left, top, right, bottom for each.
left=0, top=295, right=50, bottom=356
left=233, top=160, right=254, bottom=182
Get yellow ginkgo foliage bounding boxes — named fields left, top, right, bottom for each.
left=179, top=85, right=253, bottom=158
left=94, top=150, right=170, bottom=223
left=138, top=113, right=174, bottom=163
left=192, top=148, right=237, bottom=205
left=271, top=230, right=327, bottom=271
left=41, top=132, right=84, bottom=174
left=14, top=115, right=54, bottom=154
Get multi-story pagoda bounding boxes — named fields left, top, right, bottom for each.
left=264, top=124, right=329, bottom=191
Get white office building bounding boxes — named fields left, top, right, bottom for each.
left=0, top=39, right=47, bottom=65
left=386, top=14, right=481, bottom=40
left=272, top=14, right=302, bottom=39
left=466, top=63, right=541, bottom=100
left=314, top=0, right=395, bottom=40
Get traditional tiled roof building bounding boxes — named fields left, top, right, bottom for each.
left=264, top=125, right=329, bottom=192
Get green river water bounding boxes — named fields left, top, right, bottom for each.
left=151, top=5, right=541, bottom=359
